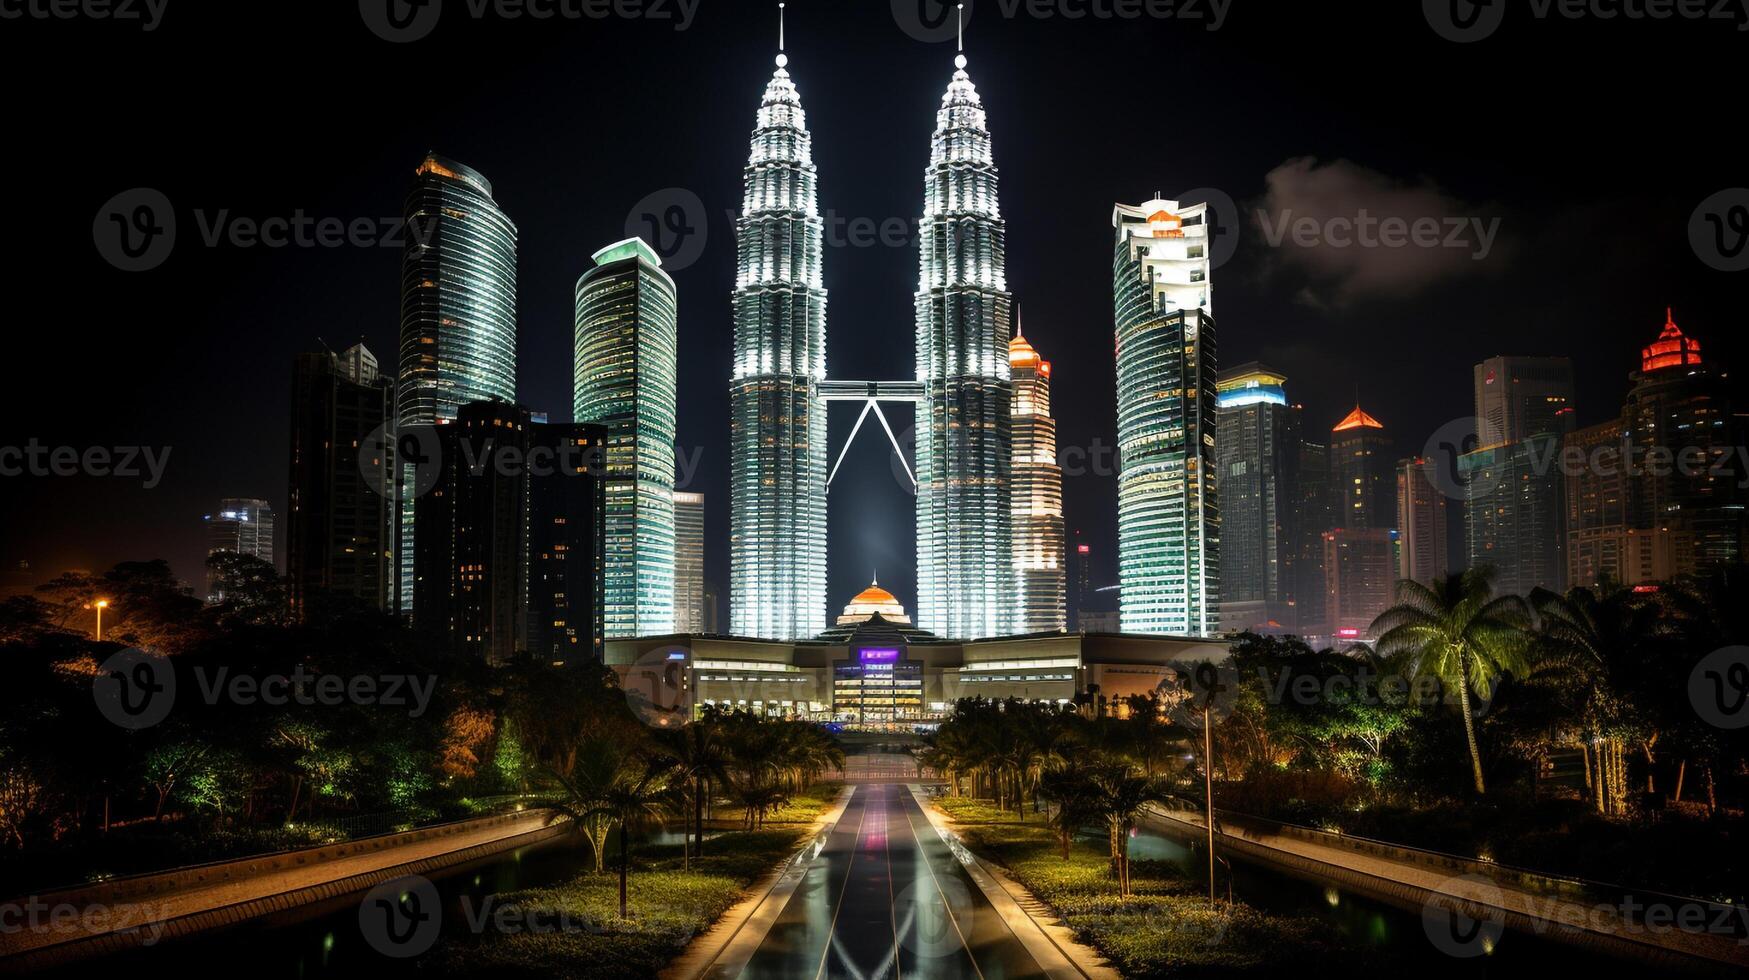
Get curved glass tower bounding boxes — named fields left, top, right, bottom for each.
left=575, top=238, right=678, bottom=638
left=1112, top=198, right=1219, bottom=636
left=395, top=153, right=518, bottom=612
left=914, top=50, right=1014, bottom=640
left=729, top=45, right=829, bottom=640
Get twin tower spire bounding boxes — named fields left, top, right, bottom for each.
left=728, top=5, right=1017, bottom=642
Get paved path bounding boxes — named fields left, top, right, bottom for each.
left=730, top=783, right=1050, bottom=979
left=0, top=809, right=564, bottom=964
left=1145, top=808, right=1749, bottom=970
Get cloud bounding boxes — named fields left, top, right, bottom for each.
left=1253, top=157, right=1509, bottom=308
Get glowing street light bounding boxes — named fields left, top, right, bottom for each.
left=87, top=599, right=110, bottom=641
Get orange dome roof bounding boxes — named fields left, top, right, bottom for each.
left=851, top=583, right=898, bottom=606
left=1333, top=406, right=1384, bottom=432
left=1009, top=333, right=1041, bottom=368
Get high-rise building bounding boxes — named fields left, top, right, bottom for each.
left=204, top=498, right=275, bottom=601
left=1465, top=356, right=1573, bottom=596
left=1474, top=356, right=1577, bottom=447
left=1331, top=406, right=1394, bottom=531
left=914, top=47, right=1015, bottom=641
left=1216, top=363, right=1299, bottom=631
left=1009, top=325, right=1066, bottom=633
left=729, top=41, right=829, bottom=641
left=1396, top=456, right=1448, bottom=586
left=394, top=153, right=518, bottom=612
left=1623, top=309, right=1743, bottom=570
left=1323, top=407, right=1394, bottom=639
left=288, top=342, right=395, bottom=618
left=415, top=402, right=605, bottom=663
left=1292, top=436, right=1332, bottom=635
left=1068, top=533, right=1092, bottom=632
left=674, top=492, right=707, bottom=634
left=1112, top=197, right=1219, bottom=636
left=527, top=422, right=607, bottom=662
left=574, top=237, right=677, bottom=638
left=1323, top=527, right=1395, bottom=642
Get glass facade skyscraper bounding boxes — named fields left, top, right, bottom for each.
left=1010, top=326, right=1065, bottom=633
left=729, top=47, right=829, bottom=640
left=1112, top=198, right=1219, bottom=637
left=914, top=50, right=1014, bottom=641
left=575, top=237, right=677, bottom=638
left=673, top=491, right=707, bottom=633
left=1215, top=363, right=1298, bottom=631
left=394, top=153, right=518, bottom=612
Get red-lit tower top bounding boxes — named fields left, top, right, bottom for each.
left=1641, top=307, right=1702, bottom=373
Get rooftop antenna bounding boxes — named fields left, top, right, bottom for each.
left=776, top=3, right=787, bottom=68
left=955, top=3, right=967, bottom=69
left=1015, top=307, right=1023, bottom=340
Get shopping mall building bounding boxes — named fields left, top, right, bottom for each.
left=605, top=581, right=1228, bottom=727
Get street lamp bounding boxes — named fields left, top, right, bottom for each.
left=87, top=599, right=109, bottom=641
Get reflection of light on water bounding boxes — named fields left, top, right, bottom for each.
left=1324, top=887, right=1340, bottom=907
left=1481, top=935, right=1497, bottom=955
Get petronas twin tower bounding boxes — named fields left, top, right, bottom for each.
left=729, top=33, right=1016, bottom=641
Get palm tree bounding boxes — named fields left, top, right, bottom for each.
left=551, top=758, right=670, bottom=920
left=1372, top=565, right=1532, bottom=794
left=1038, top=768, right=1098, bottom=861
left=653, top=713, right=729, bottom=867
left=1085, top=764, right=1175, bottom=897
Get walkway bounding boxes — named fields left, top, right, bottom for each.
left=0, top=809, right=566, bottom=968
left=719, top=783, right=1050, bottom=979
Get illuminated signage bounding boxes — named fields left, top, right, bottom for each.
left=858, top=647, right=900, bottom=665
left=1336, top=628, right=1361, bottom=638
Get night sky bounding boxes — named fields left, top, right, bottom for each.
left=3, top=1, right=1745, bottom=621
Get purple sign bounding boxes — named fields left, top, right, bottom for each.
left=858, top=647, right=900, bottom=665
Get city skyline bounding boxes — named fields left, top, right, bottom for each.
left=7, top=4, right=1746, bottom=626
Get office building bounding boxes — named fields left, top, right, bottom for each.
left=1216, top=363, right=1299, bottom=631
left=1010, top=325, right=1066, bottom=633
left=1396, top=456, right=1448, bottom=586
left=674, top=491, right=708, bottom=634
left=204, top=498, right=274, bottom=602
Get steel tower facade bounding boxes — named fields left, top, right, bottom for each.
left=729, top=46, right=830, bottom=641
left=1010, top=327, right=1065, bottom=633
left=913, top=50, right=1015, bottom=640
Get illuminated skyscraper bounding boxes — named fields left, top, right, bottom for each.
left=1396, top=456, right=1448, bottom=586
left=205, top=498, right=274, bottom=602
left=674, top=491, right=707, bottom=633
left=1112, top=197, right=1218, bottom=636
left=1325, top=406, right=1395, bottom=638
left=729, top=35, right=829, bottom=640
left=575, top=238, right=677, bottom=638
left=1215, top=363, right=1298, bottom=631
left=914, top=44, right=1015, bottom=640
left=1464, top=357, right=1572, bottom=596
left=394, top=153, right=518, bottom=612
left=1010, top=324, right=1065, bottom=633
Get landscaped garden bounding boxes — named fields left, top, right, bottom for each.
left=933, top=796, right=1375, bottom=977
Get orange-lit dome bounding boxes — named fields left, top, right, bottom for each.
left=1641, top=306, right=1702, bottom=374
left=851, top=583, right=897, bottom=606
left=1009, top=333, right=1041, bottom=368
left=836, top=577, right=912, bottom=626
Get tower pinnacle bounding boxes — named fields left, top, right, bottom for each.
left=955, top=3, right=967, bottom=68
left=776, top=3, right=787, bottom=68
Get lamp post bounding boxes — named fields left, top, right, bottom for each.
left=88, top=599, right=110, bottom=641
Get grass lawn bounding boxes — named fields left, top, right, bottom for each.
left=425, top=785, right=841, bottom=979
left=933, top=796, right=1376, bottom=978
